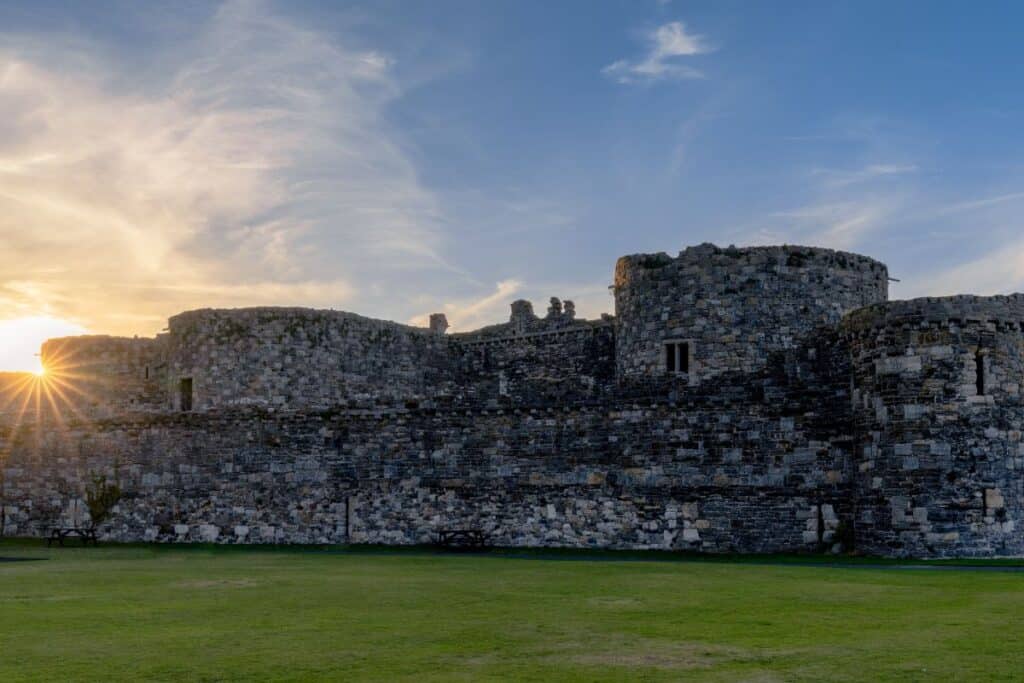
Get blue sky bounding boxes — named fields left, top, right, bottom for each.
left=2, top=0, right=1024, bottom=348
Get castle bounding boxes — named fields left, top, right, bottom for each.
left=2, top=243, right=1022, bottom=558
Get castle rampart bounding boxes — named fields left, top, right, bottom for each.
left=2, top=244, right=1021, bottom=558
left=165, top=307, right=453, bottom=410
left=40, top=335, right=168, bottom=416
left=1, top=391, right=850, bottom=551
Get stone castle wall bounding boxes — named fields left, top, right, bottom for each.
left=1, top=373, right=851, bottom=552
left=843, top=296, right=1024, bottom=557
left=0, top=373, right=36, bottom=422
left=614, top=244, right=888, bottom=382
left=165, top=308, right=453, bottom=410
left=452, top=318, right=616, bottom=404
left=4, top=244, right=1023, bottom=558
left=39, top=336, right=168, bottom=416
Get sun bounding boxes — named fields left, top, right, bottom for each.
left=0, top=316, right=87, bottom=373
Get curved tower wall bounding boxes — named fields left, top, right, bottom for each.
left=614, top=244, right=888, bottom=382
left=843, top=296, right=1024, bottom=557
left=166, top=308, right=452, bottom=411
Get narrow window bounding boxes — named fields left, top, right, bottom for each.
left=664, top=341, right=692, bottom=375
left=144, top=366, right=150, bottom=380
left=976, top=352, right=986, bottom=396
left=180, top=377, right=193, bottom=412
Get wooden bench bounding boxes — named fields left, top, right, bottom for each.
left=437, top=528, right=488, bottom=549
left=47, top=527, right=98, bottom=547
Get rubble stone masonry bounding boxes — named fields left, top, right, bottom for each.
left=1, top=244, right=1021, bottom=557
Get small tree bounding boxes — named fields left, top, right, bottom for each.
left=85, top=473, right=122, bottom=530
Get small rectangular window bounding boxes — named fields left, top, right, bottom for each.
left=180, top=377, right=193, bottom=412
left=976, top=352, right=986, bottom=396
left=664, top=341, right=692, bottom=375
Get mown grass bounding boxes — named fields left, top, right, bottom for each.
left=1, top=540, right=1022, bottom=681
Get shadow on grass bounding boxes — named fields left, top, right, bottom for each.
left=2, top=536, right=1023, bottom=570
left=0, top=557, right=46, bottom=563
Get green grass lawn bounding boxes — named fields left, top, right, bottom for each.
left=2, top=541, right=1023, bottom=682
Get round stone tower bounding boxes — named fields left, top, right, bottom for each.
left=842, top=295, right=1024, bottom=557
left=613, top=243, right=889, bottom=382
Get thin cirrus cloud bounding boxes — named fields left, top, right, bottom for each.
left=603, top=21, right=711, bottom=84
left=409, top=279, right=524, bottom=332
left=750, top=199, right=895, bottom=251
left=0, top=0, right=444, bottom=337
left=903, top=240, right=1024, bottom=298
left=408, top=279, right=614, bottom=333
left=811, top=163, right=918, bottom=189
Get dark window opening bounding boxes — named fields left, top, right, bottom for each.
left=664, top=342, right=691, bottom=375
left=180, top=377, right=193, bottom=412
left=976, top=352, right=986, bottom=396
left=144, top=366, right=150, bottom=380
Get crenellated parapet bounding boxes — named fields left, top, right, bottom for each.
left=842, top=294, right=1024, bottom=333
left=15, top=242, right=1024, bottom=558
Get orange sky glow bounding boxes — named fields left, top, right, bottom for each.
left=0, top=317, right=87, bottom=374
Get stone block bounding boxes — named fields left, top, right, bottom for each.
left=985, top=489, right=1005, bottom=510
left=875, top=356, right=922, bottom=375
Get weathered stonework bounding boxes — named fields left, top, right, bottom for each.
left=843, top=296, right=1024, bottom=557
left=614, top=244, right=888, bottom=381
left=1, top=244, right=1020, bottom=558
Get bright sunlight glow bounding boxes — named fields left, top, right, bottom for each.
left=0, top=316, right=87, bottom=373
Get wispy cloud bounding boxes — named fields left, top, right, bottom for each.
left=752, top=163, right=913, bottom=249
left=811, top=163, right=918, bottom=189
left=603, top=21, right=710, bottom=84
left=410, top=279, right=614, bottom=333
left=409, top=280, right=523, bottom=331
left=902, top=240, right=1024, bottom=297
left=0, top=0, right=444, bottom=335
left=755, top=199, right=895, bottom=250
left=929, top=191, right=1024, bottom=217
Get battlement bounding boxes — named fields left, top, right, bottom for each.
left=453, top=297, right=606, bottom=343
left=842, top=294, right=1024, bottom=333
left=9, top=242, right=1023, bottom=558
left=26, top=244, right=894, bottom=412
